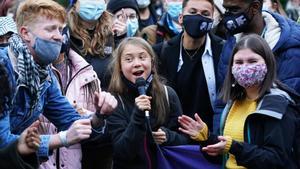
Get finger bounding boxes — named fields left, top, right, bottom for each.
left=207, top=152, right=219, bottom=156
left=29, top=120, right=40, bottom=128
left=98, top=92, right=107, bottom=109
left=178, top=118, right=193, bottom=129
left=178, top=127, right=194, bottom=136
left=218, top=136, right=227, bottom=142
left=152, top=132, right=165, bottom=137
left=206, top=141, right=226, bottom=150
left=114, top=21, right=127, bottom=27
left=194, top=113, right=204, bottom=124
left=94, top=92, right=100, bottom=107
left=153, top=136, right=166, bottom=141
left=155, top=139, right=165, bottom=144
left=27, top=130, right=39, bottom=139
left=77, top=128, right=93, bottom=135
left=179, top=115, right=195, bottom=123
left=121, top=8, right=126, bottom=22
left=76, top=119, right=92, bottom=125
left=202, top=147, right=219, bottom=154
left=100, top=93, right=116, bottom=113
left=32, top=141, right=40, bottom=149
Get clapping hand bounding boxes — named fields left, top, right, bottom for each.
left=178, top=113, right=206, bottom=139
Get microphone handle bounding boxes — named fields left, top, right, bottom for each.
left=145, top=110, right=150, bottom=118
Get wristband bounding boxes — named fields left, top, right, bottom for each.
left=59, top=131, right=69, bottom=147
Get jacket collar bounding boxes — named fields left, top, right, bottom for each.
left=220, top=87, right=292, bottom=132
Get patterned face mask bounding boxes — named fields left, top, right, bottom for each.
left=232, top=63, right=267, bottom=88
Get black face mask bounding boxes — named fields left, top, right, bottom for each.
left=222, top=6, right=254, bottom=35
left=60, top=26, right=70, bottom=54
left=183, top=14, right=213, bottom=39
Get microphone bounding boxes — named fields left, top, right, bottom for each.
left=135, top=77, right=149, bottom=117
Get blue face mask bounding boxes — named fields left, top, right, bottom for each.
left=164, top=12, right=180, bottom=35
left=32, top=36, right=62, bottom=66
left=78, top=1, right=106, bottom=21
left=166, top=2, right=182, bottom=20
left=127, top=18, right=139, bottom=37
left=136, top=0, right=151, bottom=9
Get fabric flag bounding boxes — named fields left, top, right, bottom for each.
left=157, top=145, right=221, bottom=169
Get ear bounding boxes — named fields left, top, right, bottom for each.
left=19, top=26, right=32, bottom=43
left=178, top=13, right=183, bottom=25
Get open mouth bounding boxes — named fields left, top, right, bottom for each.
left=133, top=70, right=144, bottom=77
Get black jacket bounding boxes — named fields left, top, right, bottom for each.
left=201, top=87, right=299, bottom=169
left=0, top=141, right=39, bottom=169
left=153, top=33, right=224, bottom=132
left=107, top=85, right=190, bottom=169
left=70, top=34, right=114, bottom=90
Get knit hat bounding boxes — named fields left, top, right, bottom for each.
left=0, top=16, right=17, bottom=36
left=107, top=0, right=139, bottom=14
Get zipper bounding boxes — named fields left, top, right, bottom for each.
left=64, top=64, right=91, bottom=94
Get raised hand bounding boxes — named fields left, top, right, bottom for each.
left=112, top=19, right=127, bottom=36
left=152, top=128, right=167, bottom=145
left=112, top=9, right=127, bottom=36
left=178, top=113, right=206, bottom=138
left=94, top=91, right=118, bottom=116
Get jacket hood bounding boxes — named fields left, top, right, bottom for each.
left=265, top=11, right=300, bottom=52
left=68, top=49, right=90, bottom=70
left=67, top=49, right=98, bottom=87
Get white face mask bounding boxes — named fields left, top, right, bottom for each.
left=126, top=18, right=139, bottom=37
left=78, top=0, right=106, bottom=21
left=136, top=0, right=151, bottom=9
left=166, top=1, right=182, bottom=20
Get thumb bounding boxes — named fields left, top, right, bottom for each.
left=218, top=136, right=227, bottom=142
left=94, top=91, right=100, bottom=106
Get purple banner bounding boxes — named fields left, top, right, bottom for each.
left=157, top=145, right=222, bottom=169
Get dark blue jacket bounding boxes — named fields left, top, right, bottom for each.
left=201, top=87, right=299, bottom=169
left=0, top=47, right=104, bottom=158
left=218, top=12, right=300, bottom=93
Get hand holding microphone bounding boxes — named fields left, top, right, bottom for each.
left=135, top=78, right=152, bottom=117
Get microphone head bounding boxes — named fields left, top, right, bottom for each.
left=135, top=77, right=146, bottom=95
left=135, top=77, right=146, bottom=87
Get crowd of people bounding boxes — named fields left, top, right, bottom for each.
left=0, top=0, right=299, bottom=169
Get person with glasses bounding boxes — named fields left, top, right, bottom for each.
left=107, top=0, right=140, bottom=42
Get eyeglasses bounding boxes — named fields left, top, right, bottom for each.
left=114, top=13, right=138, bottom=21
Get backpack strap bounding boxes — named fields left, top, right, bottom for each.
left=164, top=85, right=169, bottom=107
left=117, top=94, right=125, bottom=111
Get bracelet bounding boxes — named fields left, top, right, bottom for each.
left=59, top=131, right=69, bottom=148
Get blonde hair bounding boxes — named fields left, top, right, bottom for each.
left=68, top=2, right=113, bottom=57
left=108, top=37, right=169, bottom=126
left=16, top=0, right=66, bottom=29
